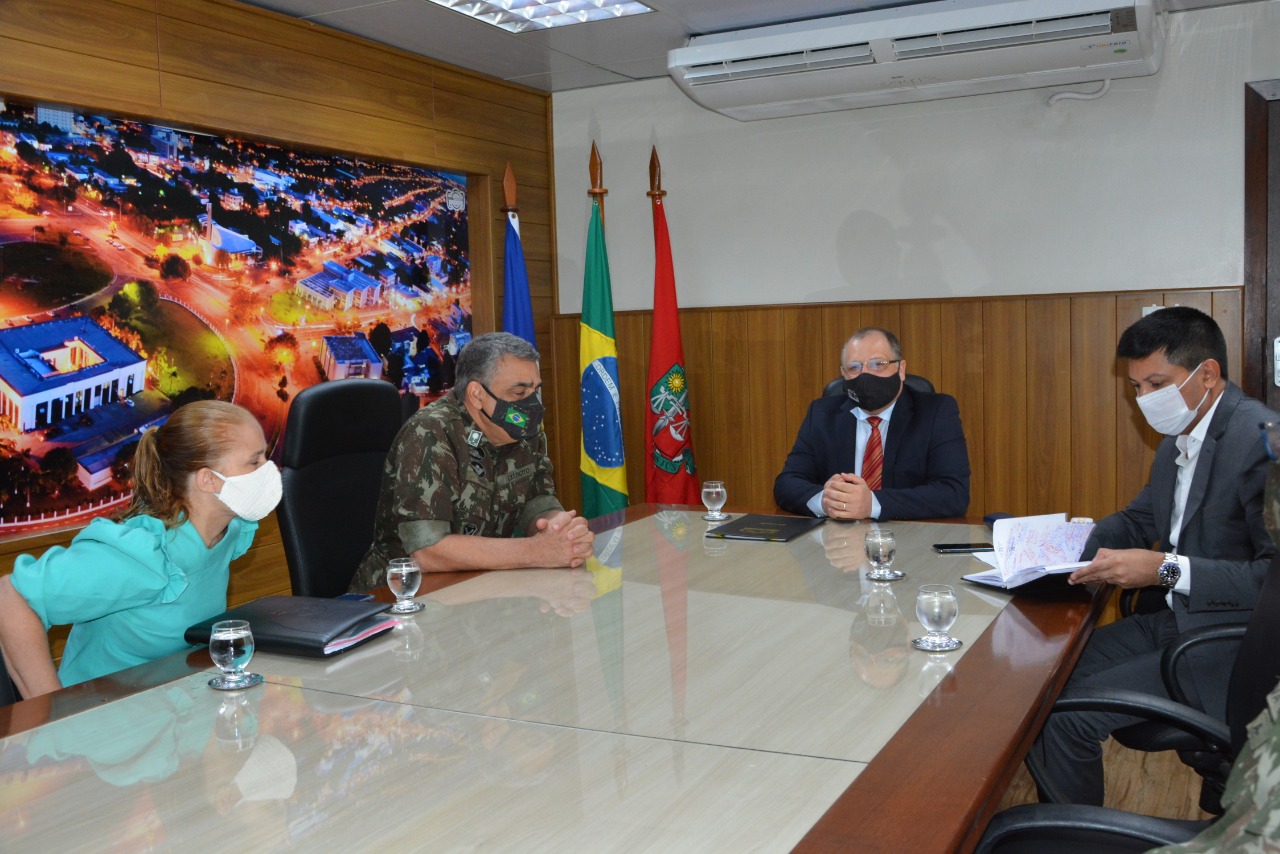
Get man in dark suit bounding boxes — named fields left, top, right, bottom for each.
left=773, top=327, right=970, bottom=521
left=1027, top=306, right=1278, bottom=806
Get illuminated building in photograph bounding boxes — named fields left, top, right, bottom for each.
left=0, top=318, right=146, bottom=432
left=320, top=333, right=383, bottom=381
left=297, top=260, right=383, bottom=312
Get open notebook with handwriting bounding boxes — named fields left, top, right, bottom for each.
left=961, top=513, right=1094, bottom=590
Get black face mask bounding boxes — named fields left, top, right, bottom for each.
left=843, top=372, right=902, bottom=412
left=480, top=382, right=544, bottom=440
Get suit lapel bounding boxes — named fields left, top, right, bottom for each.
left=882, top=389, right=914, bottom=486
left=834, top=397, right=860, bottom=476
left=1178, top=384, right=1241, bottom=545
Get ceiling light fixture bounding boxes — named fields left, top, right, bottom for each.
left=426, top=0, right=652, bottom=32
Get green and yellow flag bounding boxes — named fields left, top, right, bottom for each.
left=579, top=197, right=628, bottom=518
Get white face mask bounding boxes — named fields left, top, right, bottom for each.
left=212, top=461, right=282, bottom=521
left=1135, top=361, right=1209, bottom=436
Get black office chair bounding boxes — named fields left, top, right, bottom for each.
left=823, top=373, right=935, bottom=397
left=399, top=391, right=420, bottom=423
left=277, top=378, right=404, bottom=598
left=0, top=644, right=19, bottom=706
left=1108, top=624, right=1244, bottom=814
left=977, top=551, right=1280, bottom=853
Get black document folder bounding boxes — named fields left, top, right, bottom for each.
left=185, top=596, right=395, bottom=658
left=703, top=514, right=825, bottom=542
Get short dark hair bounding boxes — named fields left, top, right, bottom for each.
left=453, top=332, right=539, bottom=401
left=1116, top=306, right=1227, bottom=377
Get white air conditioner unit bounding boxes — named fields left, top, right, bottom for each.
left=667, top=0, right=1164, bottom=121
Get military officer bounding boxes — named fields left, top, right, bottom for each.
left=350, top=332, right=592, bottom=592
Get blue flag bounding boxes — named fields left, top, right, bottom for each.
left=502, top=210, right=535, bottom=347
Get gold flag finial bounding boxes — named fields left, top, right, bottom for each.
left=588, top=141, right=607, bottom=226
left=647, top=146, right=666, bottom=200
left=502, top=162, right=518, bottom=213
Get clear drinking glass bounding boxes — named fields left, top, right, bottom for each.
left=865, top=528, right=904, bottom=581
left=912, top=584, right=963, bottom=651
left=701, top=480, right=728, bottom=521
left=208, top=619, right=263, bottom=690
left=387, top=557, right=424, bottom=614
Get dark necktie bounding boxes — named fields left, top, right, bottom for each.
left=862, top=415, right=883, bottom=491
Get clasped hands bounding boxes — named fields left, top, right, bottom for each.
left=531, top=510, right=595, bottom=568
left=822, top=473, right=874, bottom=522
left=1068, top=547, right=1162, bottom=589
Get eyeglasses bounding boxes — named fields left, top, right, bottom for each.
left=845, top=359, right=902, bottom=376
left=1260, top=422, right=1280, bottom=461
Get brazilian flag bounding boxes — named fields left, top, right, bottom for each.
left=579, top=198, right=628, bottom=518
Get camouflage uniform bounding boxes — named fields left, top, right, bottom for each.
left=1153, top=680, right=1280, bottom=851
left=350, top=394, right=563, bottom=592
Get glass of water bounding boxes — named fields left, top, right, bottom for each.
left=387, top=557, right=424, bottom=614
left=701, top=480, right=728, bottom=521
left=208, top=619, right=263, bottom=690
left=865, top=528, right=904, bottom=581
left=912, top=584, right=962, bottom=651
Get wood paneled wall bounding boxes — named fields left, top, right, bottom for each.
left=546, top=288, right=1243, bottom=521
left=0, top=0, right=554, bottom=620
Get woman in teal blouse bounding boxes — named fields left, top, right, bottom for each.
left=0, top=400, right=281, bottom=698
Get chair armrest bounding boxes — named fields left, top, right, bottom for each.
left=1052, top=687, right=1231, bottom=752
left=977, top=803, right=1211, bottom=853
left=1160, top=623, right=1247, bottom=707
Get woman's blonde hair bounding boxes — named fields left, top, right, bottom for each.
left=125, top=400, right=257, bottom=526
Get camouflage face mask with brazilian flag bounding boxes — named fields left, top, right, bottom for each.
left=480, top=382, right=545, bottom=441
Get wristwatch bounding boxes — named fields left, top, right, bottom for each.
left=1158, top=552, right=1181, bottom=590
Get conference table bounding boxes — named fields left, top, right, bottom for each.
left=0, top=505, right=1107, bottom=852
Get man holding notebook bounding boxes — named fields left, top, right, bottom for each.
left=1027, top=306, right=1278, bottom=807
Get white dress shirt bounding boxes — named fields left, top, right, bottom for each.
left=1166, top=390, right=1224, bottom=601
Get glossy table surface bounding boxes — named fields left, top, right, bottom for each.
left=0, top=506, right=1106, bottom=852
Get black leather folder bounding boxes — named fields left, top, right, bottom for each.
left=703, top=514, right=825, bottom=542
left=185, top=596, right=395, bottom=657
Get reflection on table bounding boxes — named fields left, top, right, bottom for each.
left=0, top=508, right=1105, bottom=852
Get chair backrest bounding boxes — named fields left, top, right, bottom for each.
left=0, top=644, right=19, bottom=707
left=277, top=379, right=404, bottom=598
left=822, top=374, right=936, bottom=397
left=1226, top=550, right=1280, bottom=754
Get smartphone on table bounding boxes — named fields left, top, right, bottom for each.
left=932, top=542, right=994, bottom=554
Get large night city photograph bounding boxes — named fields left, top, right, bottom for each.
left=0, top=100, right=471, bottom=542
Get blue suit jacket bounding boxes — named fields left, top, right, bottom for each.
left=773, top=386, right=971, bottom=520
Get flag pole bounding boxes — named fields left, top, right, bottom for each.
left=644, top=145, right=699, bottom=504
left=589, top=141, right=607, bottom=228
left=500, top=162, right=535, bottom=346
left=502, top=161, right=518, bottom=214
left=647, top=145, right=666, bottom=201
left=579, top=140, right=628, bottom=518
